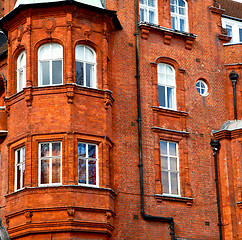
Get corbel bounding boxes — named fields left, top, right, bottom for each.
left=66, top=84, right=75, bottom=103
left=25, top=211, right=33, bottom=223
left=67, top=208, right=75, bottom=221
left=141, top=27, right=149, bottom=40
left=163, top=32, right=173, bottom=45
left=185, top=36, right=195, bottom=50
left=104, top=90, right=114, bottom=109
left=24, top=87, right=33, bottom=107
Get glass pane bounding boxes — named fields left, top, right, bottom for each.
left=22, top=163, right=25, bottom=188
left=51, top=44, right=63, bottom=59
left=178, top=0, right=185, bottom=7
left=171, top=16, right=176, bottom=30
left=52, top=158, right=60, bottom=183
left=161, top=171, right=169, bottom=194
left=167, top=87, right=174, bottom=108
left=139, top=0, right=145, bottom=4
left=17, top=165, right=21, bottom=190
left=52, top=60, right=62, bottom=84
left=41, top=143, right=49, bottom=157
left=171, top=0, right=176, bottom=5
left=171, top=172, right=178, bottom=195
left=39, top=45, right=50, bottom=60
left=180, top=18, right=185, bottom=31
left=169, top=142, right=177, bottom=156
left=160, top=141, right=167, bottom=155
left=239, top=28, right=242, bottom=42
left=88, top=160, right=96, bottom=185
left=201, top=88, right=205, bottom=94
left=149, top=10, right=155, bottom=24
left=170, top=157, right=177, bottom=170
left=75, top=45, right=84, bottom=61
left=41, top=159, right=49, bottom=184
left=196, top=81, right=200, bottom=88
left=52, top=143, right=61, bottom=156
left=76, top=61, right=84, bottom=86
left=17, top=150, right=21, bottom=164
left=148, top=0, right=155, bottom=7
left=170, top=5, right=176, bottom=13
left=78, top=143, right=86, bottom=157
left=158, top=73, right=166, bottom=85
left=140, top=8, right=145, bottom=22
left=41, top=61, right=50, bottom=85
left=85, top=47, right=95, bottom=62
left=88, top=145, right=96, bottom=158
left=86, top=63, right=93, bottom=87
left=78, top=158, right=86, bottom=184
left=179, top=7, right=185, bottom=15
left=158, top=85, right=165, bottom=107
left=226, top=25, right=232, bottom=37
left=167, top=75, right=175, bottom=86
left=161, top=156, right=168, bottom=170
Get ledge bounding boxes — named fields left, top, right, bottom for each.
left=152, top=127, right=189, bottom=137
left=139, top=22, right=197, bottom=50
left=152, top=106, right=188, bottom=118
left=155, top=194, right=193, bottom=206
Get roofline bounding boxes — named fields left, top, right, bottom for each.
left=0, top=0, right=122, bottom=30
left=222, top=14, right=242, bottom=22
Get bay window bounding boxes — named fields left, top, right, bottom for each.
left=160, top=141, right=180, bottom=196
left=38, top=43, right=63, bottom=86
left=78, top=142, right=98, bottom=186
left=39, top=142, right=62, bottom=186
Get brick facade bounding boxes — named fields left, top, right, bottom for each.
left=0, top=0, right=240, bottom=239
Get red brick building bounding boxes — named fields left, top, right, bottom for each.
left=0, top=0, right=240, bottom=239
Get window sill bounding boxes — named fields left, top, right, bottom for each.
left=138, top=22, right=197, bottom=50
left=152, top=106, right=188, bottom=118
left=223, top=42, right=242, bottom=46
left=155, top=194, right=193, bottom=206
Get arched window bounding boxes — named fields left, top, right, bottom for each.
left=17, top=50, right=26, bottom=92
left=38, top=43, right=63, bottom=86
left=75, top=45, right=96, bottom=88
left=170, top=0, right=188, bottom=32
left=157, top=63, right=176, bottom=110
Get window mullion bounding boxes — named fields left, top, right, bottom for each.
left=50, top=143, right=52, bottom=184
left=86, top=144, right=88, bottom=185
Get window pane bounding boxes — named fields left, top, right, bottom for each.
left=52, top=60, right=62, bottom=84
left=88, top=145, right=96, bottom=158
left=41, top=61, right=50, bottom=85
left=149, top=10, right=155, bottom=24
left=76, top=45, right=84, bottom=61
left=169, top=142, right=177, bottom=156
left=178, top=0, right=185, bottom=7
left=86, top=63, right=93, bottom=87
left=139, top=0, right=145, bottom=4
left=17, top=165, right=21, bottom=190
left=76, top=61, right=84, bottom=86
left=51, top=44, right=63, bottom=59
left=52, top=143, right=61, bottom=156
left=180, top=18, right=185, bottom=31
left=171, top=0, right=176, bottom=4
left=78, top=158, right=86, bottom=184
left=171, top=172, right=178, bottom=195
left=52, top=158, right=61, bottom=183
left=17, top=150, right=21, bottom=164
left=41, top=143, right=49, bottom=157
left=85, top=48, right=95, bottom=62
left=160, top=141, right=167, bottom=155
left=41, top=159, right=49, bottom=184
left=170, top=157, right=177, bottom=171
left=171, top=16, right=176, bottom=30
left=167, top=87, right=174, bottom=108
left=39, top=45, right=50, bottom=60
left=239, top=28, right=242, bottom=42
left=78, top=143, right=86, bottom=157
left=170, top=5, right=176, bottom=13
left=226, top=25, right=232, bottom=37
left=22, top=163, right=25, bottom=188
left=161, top=156, right=168, bottom=170
left=179, top=7, right=185, bottom=15
left=140, top=8, right=145, bottom=22
left=158, top=85, right=165, bottom=107
left=161, top=171, right=169, bottom=194
left=148, top=0, right=155, bottom=7
left=88, top=160, right=96, bottom=185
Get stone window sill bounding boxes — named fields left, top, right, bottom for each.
left=155, top=194, right=193, bottom=206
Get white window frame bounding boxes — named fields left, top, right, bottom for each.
left=160, top=141, right=180, bottom=196
left=38, top=43, right=63, bottom=86
left=170, top=0, right=188, bottom=32
left=75, top=45, right=96, bottom=88
left=17, top=50, right=26, bottom=92
left=15, top=146, right=25, bottom=191
left=157, top=63, right=176, bottom=110
left=38, top=141, right=62, bottom=186
left=196, top=80, right=208, bottom=96
left=222, top=17, right=242, bottom=44
left=139, top=0, right=158, bottom=24
left=78, top=142, right=99, bottom=187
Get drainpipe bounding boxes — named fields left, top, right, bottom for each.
left=210, top=139, right=222, bottom=240
left=229, top=70, right=239, bottom=120
left=134, top=1, right=175, bottom=239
